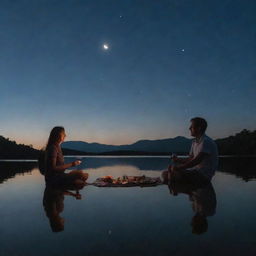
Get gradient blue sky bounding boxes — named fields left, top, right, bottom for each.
left=0, top=0, right=255, bottom=148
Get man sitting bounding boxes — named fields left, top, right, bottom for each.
left=163, top=117, right=218, bottom=186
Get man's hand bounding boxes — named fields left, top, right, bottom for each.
left=171, top=155, right=179, bottom=163
left=181, top=152, right=208, bottom=170
left=171, top=165, right=180, bottom=172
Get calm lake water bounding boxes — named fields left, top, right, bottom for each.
left=0, top=157, right=256, bottom=256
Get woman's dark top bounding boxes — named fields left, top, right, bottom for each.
left=45, top=144, right=65, bottom=180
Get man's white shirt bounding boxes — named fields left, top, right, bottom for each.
left=189, top=134, right=219, bottom=180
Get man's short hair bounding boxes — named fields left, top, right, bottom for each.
left=191, top=117, right=208, bottom=133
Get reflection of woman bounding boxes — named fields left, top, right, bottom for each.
left=168, top=182, right=217, bottom=235
left=45, top=126, right=88, bottom=186
left=43, top=185, right=83, bottom=232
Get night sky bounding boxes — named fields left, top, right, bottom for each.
left=0, top=0, right=255, bottom=148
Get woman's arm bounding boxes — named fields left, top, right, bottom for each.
left=47, top=145, right=80, bottom=172
left=48, top=157, right=75, bottom=172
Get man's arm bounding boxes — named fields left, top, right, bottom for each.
left=174, top=155, right=193, bottom=164
left=173, top=141, right=194, bottom=164
left=172, top=152, right=208, bottom=171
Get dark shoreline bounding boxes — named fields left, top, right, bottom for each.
left=0, top=155, right=255, bottom=161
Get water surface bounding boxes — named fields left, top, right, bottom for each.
left=0, top=157, right=255, bottom=256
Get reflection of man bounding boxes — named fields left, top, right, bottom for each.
left=189, top=183, right=216, bottom=234
left=168, top=182, right=217, bottom=235
left=163, top=117, right=218, bottom=186
left=43, top=184, right=84, bottom=232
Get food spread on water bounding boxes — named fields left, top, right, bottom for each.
left=93, top=175, right=162, bottom=187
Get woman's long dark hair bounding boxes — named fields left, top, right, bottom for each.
left=46, top=126, right=65, bottom=150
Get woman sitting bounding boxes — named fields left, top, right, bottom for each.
left=44, top=126, right=88, bottom=187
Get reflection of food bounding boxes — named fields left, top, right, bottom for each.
left=101, top=176, right=114, bottom=183
left=94, top=175, right=162, bottom=187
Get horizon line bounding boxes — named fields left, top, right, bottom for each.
left=1, top=128, right=254, bottom=150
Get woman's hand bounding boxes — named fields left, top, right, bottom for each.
left=75, top=193, right=82, bottom=200
left=72, top=160, right=82, bottom=167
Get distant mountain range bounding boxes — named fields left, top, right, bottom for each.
left=62, top=136, right=192, bottom=154
left=0, top=129, right=255, bottom=159
left=62, top=129, right=256, bottom=155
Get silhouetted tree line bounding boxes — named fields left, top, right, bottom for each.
left=216, top=129, right=256, bottom=155
left=0, top=136, right=40, bottom=159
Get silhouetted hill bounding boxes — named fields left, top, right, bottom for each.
left=62, top=141, right=118, bottom=153
left=0, top=136, right=40, bottom=159
left=62, top=148, right=94, bottom=156
left=216, top=129, right=256, bottom=155
left=62, top=136, right=192, bottom=154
